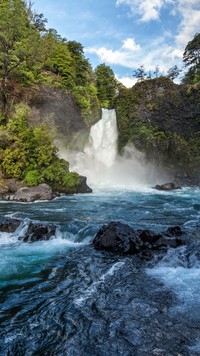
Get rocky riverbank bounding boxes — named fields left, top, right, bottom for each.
left=0, top=175, right=92, bottom=202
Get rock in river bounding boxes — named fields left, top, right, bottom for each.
left=93, top=221, right=186, bottom=256
left=13, top=184, right=54, bottom=202
left=154, top=182, right=181, bottom=191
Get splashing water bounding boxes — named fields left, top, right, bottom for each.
left=64, top=108, right=162, bottom=188
left=84, top=108, right=118, bottom=167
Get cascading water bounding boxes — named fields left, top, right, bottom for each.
left=84, top=108, right=118, bottom=168
left=68, top=108, right=159, bottom=188
left=69, top=108, right=118, bottom=187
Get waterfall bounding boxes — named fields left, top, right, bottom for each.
left=63, top=108, right=160, bottom=188
left=84, top=108, right=118, bottom=168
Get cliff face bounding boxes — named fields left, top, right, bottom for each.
left=28, top=85, right=91, bottom=150
left=115, top=77, right=200, bottom=183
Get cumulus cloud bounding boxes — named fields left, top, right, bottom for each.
left=86, top=35, right=182, bottom=74
left=86, top=1, right=200, bottom=87
left=116, top=0, right=200, bottom=49
left=175, top=1, right=200, bottom=48
left=86, top=37, right=141, bottom=67
left=116, top=74, right=138, bottom=87
left=122, top=38, right=141, bottom=51
left=116, top=0, right=174, bottom=22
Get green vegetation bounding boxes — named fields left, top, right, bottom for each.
left=0, top=0, right=101, bottom=124
left=95, top=64, right=119, bottom=108
left=0, top=1, right=199, bottom=186
left=115, top=76, right=200, bottom=176
left=183, top=33, right=200, bottom=84
left=0, top=103, right=80, bottom=192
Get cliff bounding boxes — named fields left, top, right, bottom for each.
left=114, top=77, right=200, bottom=184
left=28, top=85, right=93, bottom=150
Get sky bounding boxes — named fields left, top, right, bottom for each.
left=33, top=0, right=200, bottom=87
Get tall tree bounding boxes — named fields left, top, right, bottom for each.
left=0, top=0, right=42, bottom=120
left=183, top=33, right=200, bottom=67
left=167, top=65, right=182, bottom=81
left=95, top=63, right=117, bottom=108
left=67, top=40, right=90, bottom=87
left=133, top=65, right=146, bottom=82
left=183, top=33, right=200, bottom=84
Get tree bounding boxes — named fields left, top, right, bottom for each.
left=133, top=65, right=146, bottom=81
left=167, top=65, right=182, bottom=81
left=183, top=33, right=200, bottom=67
left=0, top=0, right=43, bottom=120
left=67, top=40, right=91, bottom=87
left=95, top=63, right=117, bottom=108
left=154, top=65, right=160, bottom=78
left=183, top=33, right=200, bottom=84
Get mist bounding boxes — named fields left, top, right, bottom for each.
left=58, top=109, right=168, bottom=189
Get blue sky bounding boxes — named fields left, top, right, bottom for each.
left=33, top=0, right=200, bottom=87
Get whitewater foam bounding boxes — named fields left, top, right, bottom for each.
left=59, top=108, right=164, bottom=189
left=74, top=262, right=125, bottom=307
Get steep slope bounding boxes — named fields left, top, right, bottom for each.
left=29, top=85, right=91, bottom=150
left=115, top=77, right=200, bottom=183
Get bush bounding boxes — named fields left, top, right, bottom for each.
left=24, top=170, right=43, bottom=187
left=1, top=103, right=80, bottom=192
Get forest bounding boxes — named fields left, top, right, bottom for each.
left=0, top=0, right=200, bottom=192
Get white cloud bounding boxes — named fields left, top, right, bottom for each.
left=116, top=74, right=137, bottom=87
left=86, top=35, right=183, bottom=76
left=116, top=0, right=174, bottom=22
left=175, top=1, right=200, bottom=48
left=122, top=38, right=141, bottom=51
left=116, top=0, right=200, bottom=50
left=86, top=37, right=142, bottom=67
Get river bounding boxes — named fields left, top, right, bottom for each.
left=0, top=109, right=200, bottom=355
left=0, top=186, right=200, bottom=355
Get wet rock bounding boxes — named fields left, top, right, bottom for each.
left=73, top=175, right=92, bottom=194
left=165, top=225, right=183, bottom=236
left=154, top=182, right=182, bottom=191
left=21, top=223, right=56, bottom=242
left=13, top=184, right=54, bottom=202
left=93, top=222, right=139, bottom=254
left=0, top=216, right=21, bottom=233
left=93, top=221, right=186, bottom=256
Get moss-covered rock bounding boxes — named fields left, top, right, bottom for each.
left=114, top=77, right=200, bottom=181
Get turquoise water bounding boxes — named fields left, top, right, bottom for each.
left=0, top=186, right=200, bottom=355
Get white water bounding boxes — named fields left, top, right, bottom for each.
left=62, top=108, right=163, bottom=188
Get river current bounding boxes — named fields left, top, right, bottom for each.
left=1, top=108, right=200, bottom=355
left=0, top=186, right=200, bottom=355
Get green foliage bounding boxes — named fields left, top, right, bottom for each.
left=0, top=103, right=80, bottom=192
left=183, top=33, right=200, bottom=84
left=0, top=0, right=44, bottom=116
left=183, top=33, right=200, bottom=67
left=115, top=78, right=200, bottom=174
left=24, top=170, right=43, bottom=187
left=167, top=65, right=182, bottom=81
left=73, top=86, right=91, bottom=116
left=0, top=1, right=100, bottom=123
left=95, top=64, right=118, bottom=108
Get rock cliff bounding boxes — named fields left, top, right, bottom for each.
left=114, top=77, right=200, bottom=184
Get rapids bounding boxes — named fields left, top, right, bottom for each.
left=0, top=187, right=200, bottom=355
left=0, top=110, right=200, bottom=355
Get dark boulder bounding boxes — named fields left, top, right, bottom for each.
left=0, top=216, right=21, bottom=233
left=75, top=176, right=92, bottom=194
left=0, top=215, right=57, bottom=241
left=93, top=221, right=139, bottom=254
left=154, top=182, right=181, bottom=191
left=93, top=221, right=186, bottom=256
left=21, top=223, right=56, bottom=242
